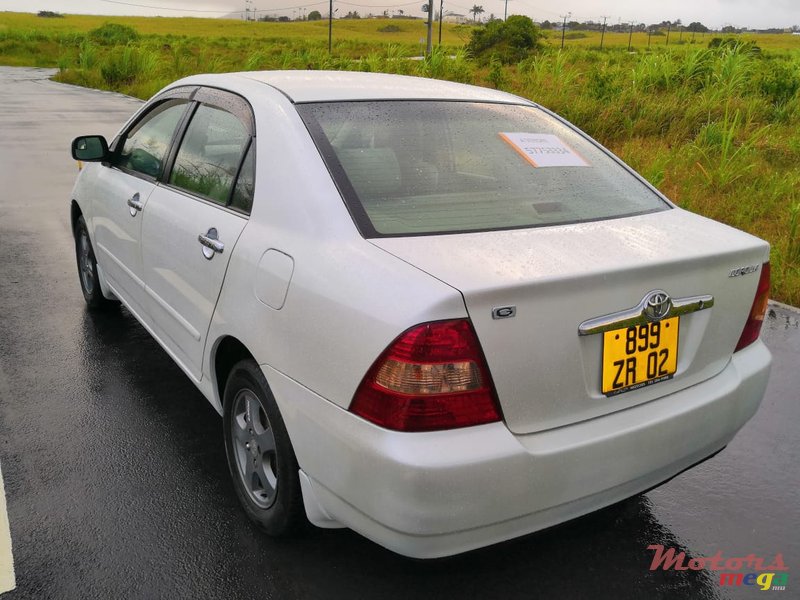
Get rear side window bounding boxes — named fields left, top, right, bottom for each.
left=118, top=99, right=188, bottom=178
left=169, top=104, right=251, bottom=205
left=298, top=101, right=669, bottom=237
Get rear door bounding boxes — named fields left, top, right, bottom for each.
left=140, top=88, right=255, bottom=381
left=90, top=94, right=192, bottom=318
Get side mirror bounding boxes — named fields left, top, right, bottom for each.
left=71, top=135, right=109, bottom=162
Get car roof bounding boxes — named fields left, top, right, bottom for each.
left=175, top=70, right=531, bottom=104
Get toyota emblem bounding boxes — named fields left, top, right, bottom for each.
left=643, top=291, right=672, bottom=322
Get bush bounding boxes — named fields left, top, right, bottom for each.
left=708, top=36, right=760, bottom=54
left=378, top=24, right=402, bottom=33
left=307, top=10, right=322, bottom=20
left=486, top=55, right=508, bottom=88
left=757, top=60, right=800, bottom=104
left=90, top=23, right=139, bottom=46
left=78, top=40, right=98, bottom=70
left=466, top=15, right=542, bottom=64
left=100, top=46, right=155, bottom=85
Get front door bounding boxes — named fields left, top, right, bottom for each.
left=91, top=98, right=191, bottom=320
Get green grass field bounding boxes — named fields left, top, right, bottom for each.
left=2, top=11, right=799, bottom=304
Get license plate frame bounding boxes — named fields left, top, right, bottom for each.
left=602, top=317, right=679, bottom=396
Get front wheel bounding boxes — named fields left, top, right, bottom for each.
left=222, top=359, right=306, bottom=536
left=74, top=215, right=117, bottom=310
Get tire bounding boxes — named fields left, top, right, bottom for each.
left=223, top=359, right=306, bottom=536
left=74, top=215, right=117, bottom=310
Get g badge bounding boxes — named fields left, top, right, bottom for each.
left=492, top=306, right=517, bottom=320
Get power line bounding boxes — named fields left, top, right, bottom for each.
left=96, top=0, right=233, bottom=13
left=446, top=3, right=474, bottom=13
left=336, top=0, right=420, bottom=7
left=97, top=0, right=354, bottom=16
left=252, top=1, right=328, bottom=13
left=511, top=0, right=560, bottom=17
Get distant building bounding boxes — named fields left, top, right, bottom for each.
left=443, top=13, right=469, bottom=24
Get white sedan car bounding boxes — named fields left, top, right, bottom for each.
left=70, top=71, right=771, bottom=558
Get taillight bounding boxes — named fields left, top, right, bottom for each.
left=350, top=319, right=502, bottom=432
left=734, top=262, right=770, bottom=352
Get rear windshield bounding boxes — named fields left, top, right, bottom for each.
left=297, top=101, right=668, bottom=237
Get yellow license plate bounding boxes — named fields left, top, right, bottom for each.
left=602, top=317, right=679, bottom=396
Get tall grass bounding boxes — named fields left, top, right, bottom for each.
left=788, top=203, right=800, bottom=264
left=692, top=106, right=770, bottom=189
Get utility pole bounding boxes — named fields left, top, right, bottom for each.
left=666, top=21, right=671, bottom=45
left=328, top=0, right=333, bottom=52
left=425, top=0, right=433, bottom=56
left=600, top=15, right=609, bottom=49
left=648, top=27, right=652, bottom=47
left=560, top=12, right=571, bottom=50
left=438, top=0, right=443, bottom=45
left=627, top=21, right=633, bottom=51
left=504, top=0, right=508, bottom=21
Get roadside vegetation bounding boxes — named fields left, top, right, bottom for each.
left=1, top=11, right=799, bottom=304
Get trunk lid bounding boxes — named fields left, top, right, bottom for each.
left=370, top=209, right=769, bottom=434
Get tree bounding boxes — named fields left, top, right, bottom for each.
left=467, top=15, right=543, bottom=63
left=686, top=21, right=709, bottom=33
left=307, top=10, right=322, bottom=20
left=470, top=5, right=484, bottom=22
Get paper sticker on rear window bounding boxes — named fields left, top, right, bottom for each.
left=499, top=132, right=589, bottom=168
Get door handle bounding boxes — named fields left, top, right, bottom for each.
left=127, top=193, right=143, bottom=216
left=198, top=227, right=224, bottom=259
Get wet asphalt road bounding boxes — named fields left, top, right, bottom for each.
left=0, top=67, right=798, bottom=599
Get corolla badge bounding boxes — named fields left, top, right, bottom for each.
left=643, top=291, right=672, bottom=322
left=729, top=264, right=760, bottom=278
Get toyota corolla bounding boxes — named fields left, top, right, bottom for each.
left=69, top=71, right=772, bottom=558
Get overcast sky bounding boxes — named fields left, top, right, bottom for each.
left=4, top=0, right=799, bottom=29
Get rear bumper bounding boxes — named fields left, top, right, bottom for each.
left=264, top=340, right=771, bottom=559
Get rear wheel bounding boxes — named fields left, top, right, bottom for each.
left=74, top=215, right=116, bottom=310
left=223, top=359, right=305, bottom=535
